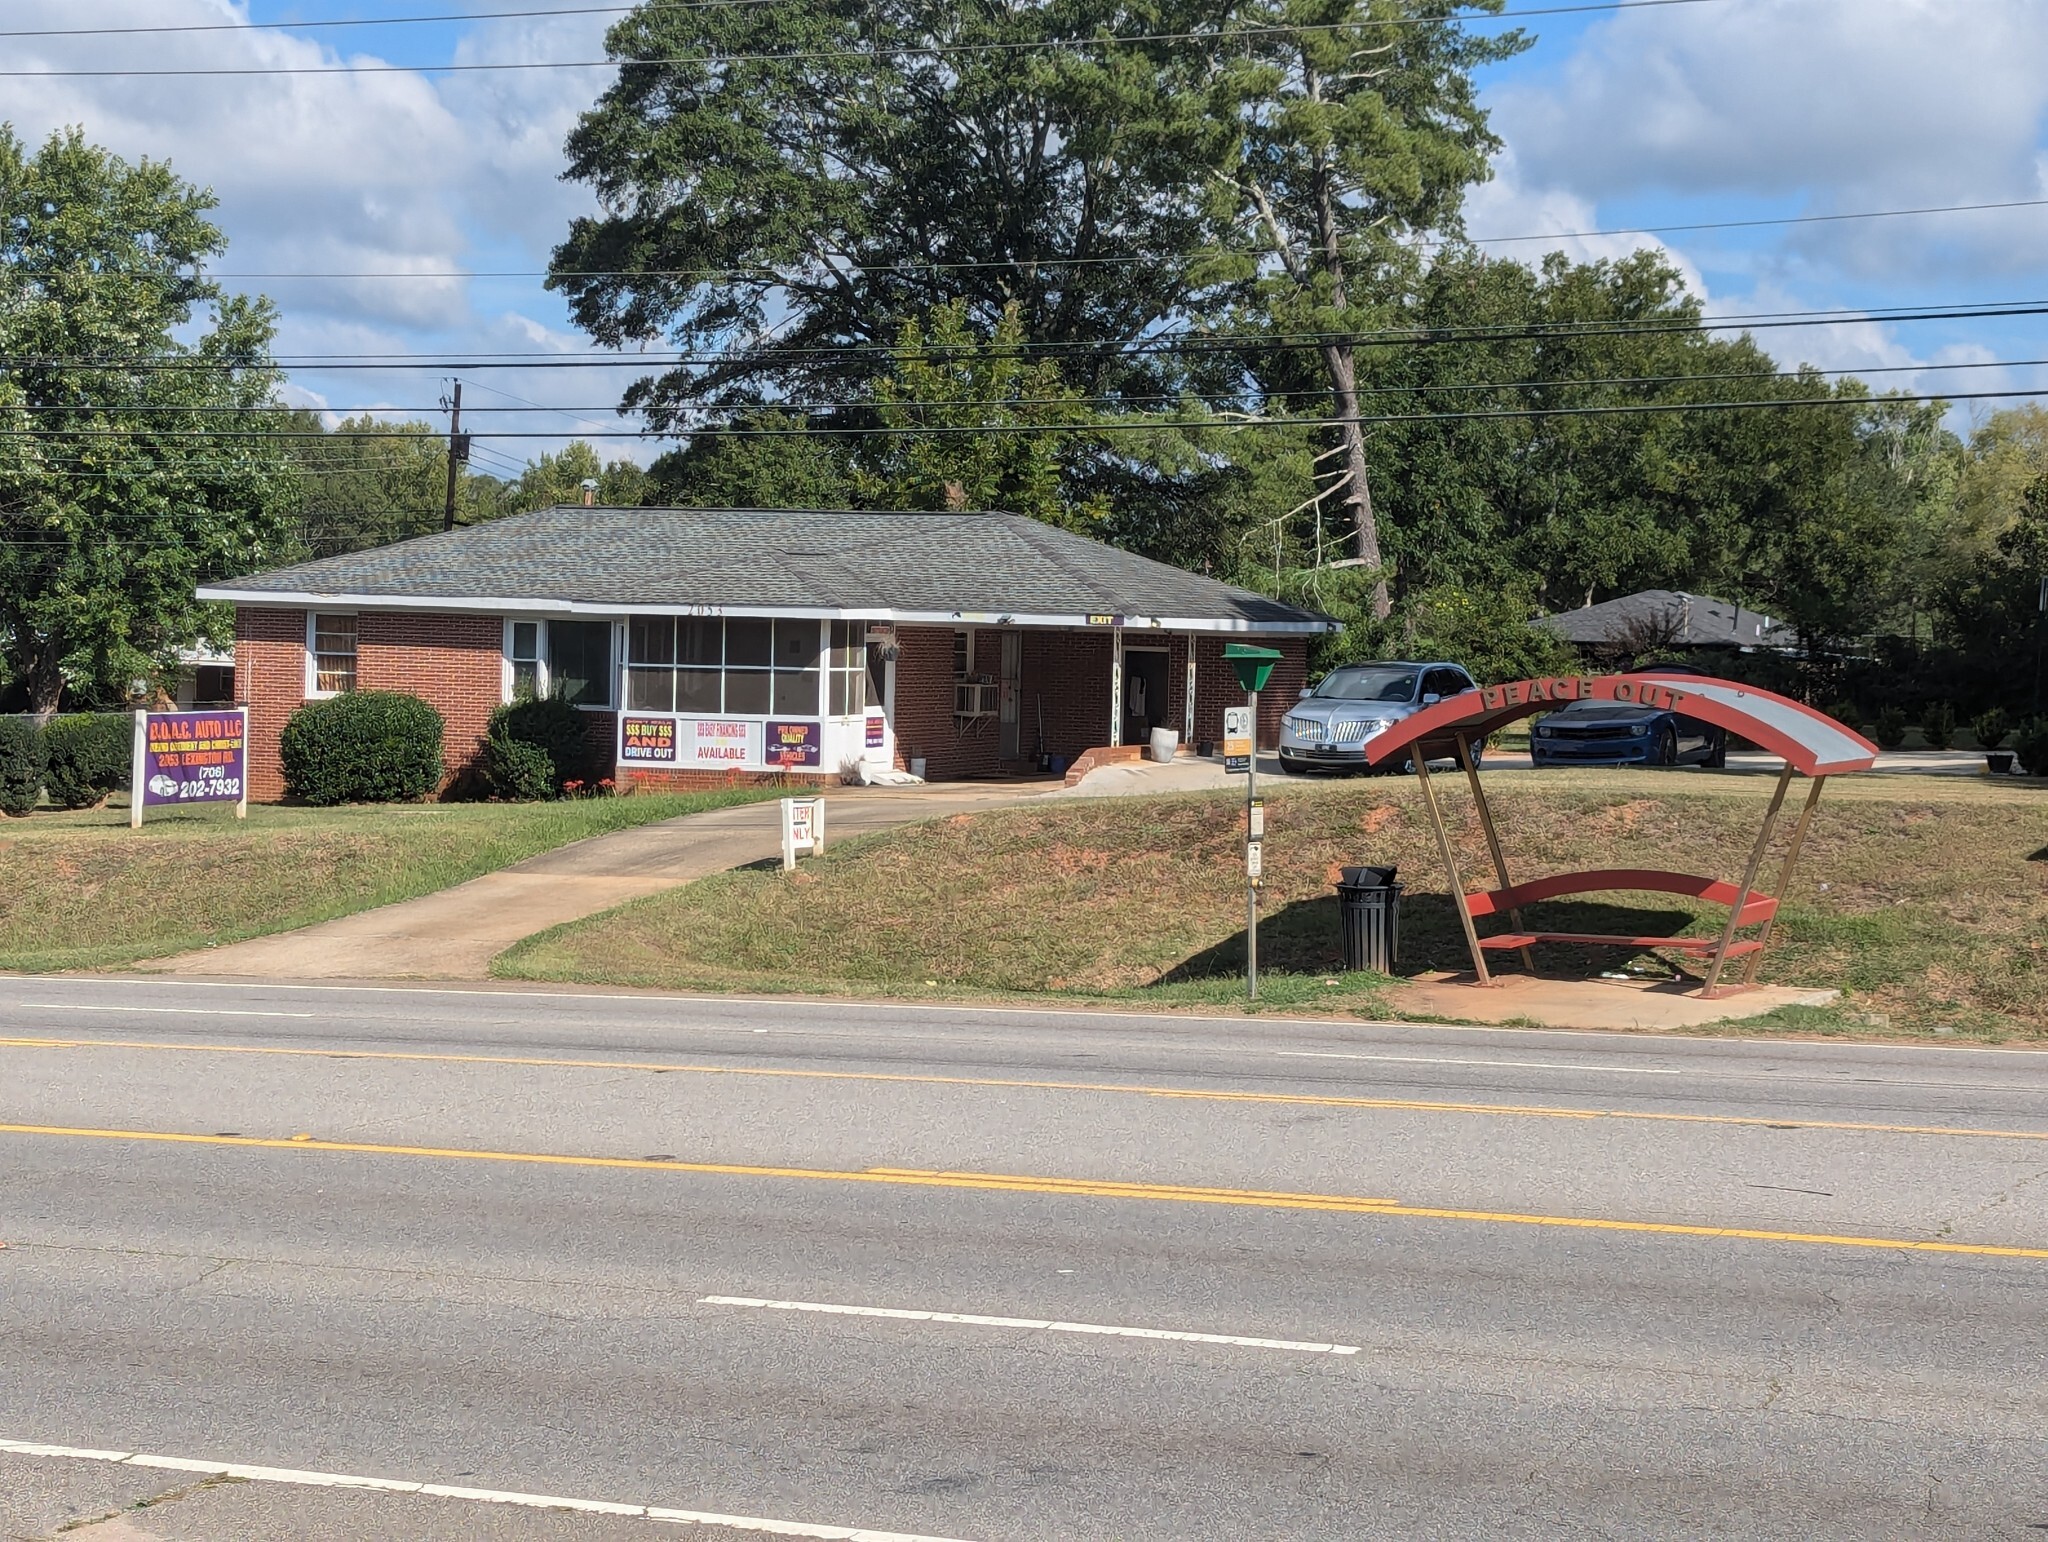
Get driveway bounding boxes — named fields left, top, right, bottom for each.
left=147, top=783, right=1050, bottom=981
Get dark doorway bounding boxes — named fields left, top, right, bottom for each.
left=1124, top=647, right=1169, bottom=740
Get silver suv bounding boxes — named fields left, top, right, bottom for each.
left=1278, top=660, right=1479, bottom=775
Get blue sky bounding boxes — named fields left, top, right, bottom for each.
left=11, top=0, right=2048, bottom=471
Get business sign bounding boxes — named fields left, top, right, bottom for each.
left=765, top=719, right=822, bottom=769
left=131, top=708, right=247, bottom=827
left=620, top=715, right=679, bottom=764
left=781, top=795, right=826, bottom=870
left=864, top=712, right=886, bottom=749
left=1223, top=706, right=1254, bottom=774
left=690, top=718, right=756, bottom=769
left=1086, top=613, right=1124, bottom=628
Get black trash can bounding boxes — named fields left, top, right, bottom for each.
left=1336, top=865, right=1402, bottom=974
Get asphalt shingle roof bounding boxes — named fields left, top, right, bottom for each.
left=201, top=506, right=1329, bottom=631
left=1532, top=589, right=1794, bottom=649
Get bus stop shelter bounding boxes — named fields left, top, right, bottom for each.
left=1365, top=674, right=1879, bottom=998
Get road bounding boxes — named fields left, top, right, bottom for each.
left=3, top=978, right=2046, bottom=1538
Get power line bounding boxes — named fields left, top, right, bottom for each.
left=0, top=0, right=1822, bottom=77
left=0, top=1, right=778, bottom=39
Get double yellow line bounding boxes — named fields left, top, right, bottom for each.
left=5, top=1121, right=2046, bottom=1261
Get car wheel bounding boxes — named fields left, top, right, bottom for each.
left=1654, top=727, right=1678, bottom=767
left=1704, top=735, right=1728, bottom=769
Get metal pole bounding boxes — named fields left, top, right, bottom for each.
left=1703, top=764, right=1793, bottom=998
left=1246, top=686, right=1258, bottom=1003
left=1742, top=776, right=1827, bottom=986
left=129, top=709, right=146, bottom=830
left=1415, top=754, right=1490, bottom=985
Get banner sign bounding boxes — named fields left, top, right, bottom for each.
left=864, top=712, right=886, bottom=750
left=690, top=718, right=756, bottom=769
left=619, top=715, right=678, bottom=763
left=765, top=719, right=822, bottom=769
left=132, top=708, right=247, bottom=826
left=1223, top=705, right=1253, bottom=774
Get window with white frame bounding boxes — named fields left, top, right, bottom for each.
left=308, top=613, right=357, bottom=696
left=502, top=618, right=615, bottom=708
left=626, top=617, right=820, bottom=717
left=828, top=621, right=867, bottom=716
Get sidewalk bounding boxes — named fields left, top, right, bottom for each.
left=147, top=783, right=1046, bottom=982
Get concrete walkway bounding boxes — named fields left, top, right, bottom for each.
left=149, top=783, right=1050, bottom=982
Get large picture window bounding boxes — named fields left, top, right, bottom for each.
left=503, top=618, right=615, bottom=708
left=627, top=617, right=820, bottom=716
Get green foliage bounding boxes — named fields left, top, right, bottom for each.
left=1873, top=707, right=1910, bottom=751
left=280, top=692, right=445, bottom=805
left=648, top=412, right=855, bottom=509
left=1920, top=702, right=1956, bottom=752
left=482, top=696, right=593, bottom=800
left=0, top=126, right=298, bottom=713
left=41, top=713, right=131, bottom=809
left=1265, top=567, right=1576, bottom=683
left=479, top=440, right=653, bottom=519
left=0, top=716, right=45, bottom=816
left=1825, top=701, right=1863, bottom=732
left=1973, top=708, right=2011, bottom=751
left=284, top=414, right=452, bottom=557
left=2014, top=718, right=2048, bottom=777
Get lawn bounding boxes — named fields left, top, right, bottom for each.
left=0, top=790, right=777, bottom=973
left=498, top=769, right=2048, bottom=1039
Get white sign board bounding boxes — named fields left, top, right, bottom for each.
left=1245, top=841, right=1263, bottom=882
left=1248, top=798, right=1264, bottom=842
left=1223, top=705, right=1254, bottom=774
left=781, top=796, right=826, bottom=871
left=691, top=718, right=758, bottom=769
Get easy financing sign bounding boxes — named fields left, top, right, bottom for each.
left=618, top=716, right=764, bottom=769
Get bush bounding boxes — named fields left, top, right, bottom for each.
left=2014, top=717, right=2048, bottom=778
left=42, top=712, right=132, bottom=809
left=1872, top=706, right=1909, bottom=751
left=1972, top=707, right=2011, bottom=751
left=481, top=695, right=592, bottom=800
left=280, top=691, right=445, bottom=804
left=1920, top=701, right=1956, bottom=752
left=1824, top=700, right=1863, bottom=732
left=0, top=716, right=45, bottom=817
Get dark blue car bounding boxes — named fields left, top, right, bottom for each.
left=1529, top=672, right=1727, bottom=769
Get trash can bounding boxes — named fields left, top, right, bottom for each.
left=1336, top=865, right=1402, bottom=974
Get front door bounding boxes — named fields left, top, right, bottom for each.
left=865, top=642, right=896, bottom=770
left=998, top=631, right=1023, bottom=761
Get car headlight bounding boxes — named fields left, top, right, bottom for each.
left=1282, top=714, right=1302, bottom=733
left=1534, top=724, right=1553, bottom=739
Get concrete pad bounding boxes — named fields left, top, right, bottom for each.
left=1385, top=971, right=1838, bottom=1031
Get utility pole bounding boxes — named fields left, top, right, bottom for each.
left=442, top=380, right=469, bottom=533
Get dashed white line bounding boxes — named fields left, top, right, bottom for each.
left=0, top=1438, right=972, bottom=1540
left=699, top=1296, right=1361, bottom=1355
left=1274, top=1051, right=1683, bottom=1075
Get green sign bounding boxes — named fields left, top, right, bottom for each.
left=1222, top=643, right=1282, bottom=694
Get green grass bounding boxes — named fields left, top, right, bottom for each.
left=0, top=790, right=778, bottom=972
left=497, top=771, right=2048, bottom=1038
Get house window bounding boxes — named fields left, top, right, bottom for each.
left=953, top=629, right=972, bottom=679
left=192, top=665, right=235, bottom=707
left=308, top=613, right=357, bottom=696
left=625, top=617, right=820, bottom=716
left=503, top=618, right=615, bottom=708
left=829, top=621, right=867, bottom=716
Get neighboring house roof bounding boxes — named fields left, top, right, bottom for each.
left=1532, top=589, right=1795, bottom=650
left=197, top=506, right=1334, bottom=635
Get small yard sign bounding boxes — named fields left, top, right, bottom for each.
left=781, top=796, right=826, bottom=871
left=1223, top=706, right=1253, bottom=774
left=131, top=708, right=248, bottom=828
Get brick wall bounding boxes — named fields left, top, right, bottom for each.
left=1022, top=630, right=1114, bottom=761
left=234, top=607, right=308, bottom=802
left=1192, top=635, right=1309, bottom=750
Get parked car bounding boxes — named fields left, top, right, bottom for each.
left=1278, top=660, right=1479, bottom=775
left=1529, top=666, right=1727, bottom=768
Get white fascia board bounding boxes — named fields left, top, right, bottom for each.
left=197, top=588, right=1336, bottom=634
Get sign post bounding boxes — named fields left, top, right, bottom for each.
left=1222, top=645, right=1282, bottom=1003
left=130, top=707, right=249, bottom=828
left=781, top=795, right=826, bottom=871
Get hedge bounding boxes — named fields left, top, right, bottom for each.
left=481, top=695, right=591, bottom=800
left=280, top=691, right=445, bottom=804
left=42, top=712, right=133, bottom=809
left=0, top=716, right=45, bottom=817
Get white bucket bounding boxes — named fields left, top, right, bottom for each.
left=1148, top=727, right=1180, bottom=763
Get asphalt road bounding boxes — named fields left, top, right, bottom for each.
left=3, top=978, right=2046, bottom=1539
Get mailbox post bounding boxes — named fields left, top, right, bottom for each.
left=1222, top=644, right=1282, bottom=1002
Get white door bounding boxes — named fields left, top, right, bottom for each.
left=998, top=631, right=1022, bottom=760
left=863, top=643, right=896, bottom=771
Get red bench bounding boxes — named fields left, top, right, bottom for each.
left=1462, top=869, right=1776, bottom=957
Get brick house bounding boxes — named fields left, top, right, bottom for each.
left=198, top=507, right=1333, bottom=801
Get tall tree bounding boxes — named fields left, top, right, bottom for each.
left=0, top=126, right=296, bottom=714
left=284, top=413, right=453, bottom=557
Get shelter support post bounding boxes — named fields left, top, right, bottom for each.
left=1415, top=754, right=1491, bottom=987
left=1741, top=775, right=1827, bottom=986
left=1456, top=733, right=1535, bottom=976
left=1702, top=764, right=1794, bottom=998
left=1109, top=633, right=1124, bottom=747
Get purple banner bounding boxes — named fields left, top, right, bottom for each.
left=764, top=719, right=822, bottom=769
left=141, top=709, right=247, bottom=806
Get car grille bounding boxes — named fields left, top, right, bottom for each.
left=1545, top=726, right=1638, bottom=742
left=1326, top=720, right=1375, bottom=744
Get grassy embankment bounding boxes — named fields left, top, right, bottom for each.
left=0, top=790, right=777, bottom=972
left=499, top=770, right=2048, bottom=1040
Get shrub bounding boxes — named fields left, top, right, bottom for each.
left=1872, top=706, right=1909, bottom=751
left=481, top=695, right=592, bottom=799
left=280, top=691, right=444, bottom=804
left=42, top=712, right=133, bottom=809
left=1920, top=701, right=1956, bottom=752
left=2014, top=717, right=2048, bottom=778
left=1824, top=700, right=1863, bottom=732
left=0, top=716, right=45, bottom=817
left=1972, top=707, right=2011, bottom=751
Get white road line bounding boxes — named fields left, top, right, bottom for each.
left=21, top=1003, right=318, bottom=1019
left=699, top=1296, right=1361, bottom=1355
left=1274, top=1051, right=1683, bottom=1076
left=0, top=1437, right=972, bottom=1540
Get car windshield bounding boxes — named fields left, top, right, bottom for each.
left=1312, top=666, right=1419, bottom=703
